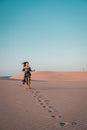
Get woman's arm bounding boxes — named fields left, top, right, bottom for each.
left=29, top=67, right=35, bottom=72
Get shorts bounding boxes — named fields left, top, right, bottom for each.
left=24, top=72, right=31, bottom=78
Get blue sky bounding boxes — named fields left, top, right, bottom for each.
left=0, top=0, right=87, bottom=76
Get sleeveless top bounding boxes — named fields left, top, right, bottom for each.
left=24, top=67, right=31, bottom=77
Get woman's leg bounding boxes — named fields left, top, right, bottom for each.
left=23, top=76, right=26, bottom=84
left=27, top=77, right=30, bottom=88
left=25, top=77, right=30, bottom=89
left=25, top=77, right=27, bottom=85
left=29, top=76, right=31, bottom=84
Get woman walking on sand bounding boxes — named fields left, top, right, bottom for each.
left=22, top=61, right=35, bottom=89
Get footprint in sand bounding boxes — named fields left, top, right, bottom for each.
left=60, top=122, right=69, bottom=126
left=38, top=99, right=41, bottom=102
left=60, top=121, right=77, bottom=127
left=48, top=106, right=53, bottom=109
left=51, top=115, right=58, bottom=119
left=40, top=103, right=44, bottom=105
left=31, top=90, right=70, bottom=127
left=42, top=106, right=46, bottom=108
left=30, top=89, right=78, bottom=128
left=71, top=121, right=77, bottom=126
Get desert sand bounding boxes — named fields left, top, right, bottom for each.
left=0, top=71, right=87, bottom=130
left=11, top=71, right=87, bottom=81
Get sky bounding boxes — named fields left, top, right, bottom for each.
left=0, top=0, right=87, bottom=76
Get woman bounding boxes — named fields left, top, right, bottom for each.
left=22, top=61, right=34, bottom=89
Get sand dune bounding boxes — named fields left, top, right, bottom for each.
left=10, top=71, right=87, bottom=81
left=0, top=72, right=87, bottom=130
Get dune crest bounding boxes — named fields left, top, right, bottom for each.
left=10, top=71, right=87, bottom=81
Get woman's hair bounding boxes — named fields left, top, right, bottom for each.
left=22, top=61, right=29, bottom=67
left=22, top=61, right=28, bottom=71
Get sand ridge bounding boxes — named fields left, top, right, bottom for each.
left=10, top=71, right=87, bottom=81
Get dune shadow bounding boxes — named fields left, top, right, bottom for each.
left=0, top=78, right=47, bottom=83
left=0, top=77, right=22, bottom=81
